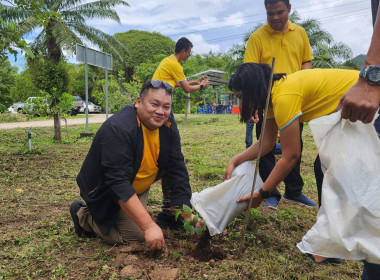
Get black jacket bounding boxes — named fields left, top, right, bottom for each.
left=76, top=104, right=192, bottom=235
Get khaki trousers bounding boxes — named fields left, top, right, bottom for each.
left=77, top=189, right=149, bottom=244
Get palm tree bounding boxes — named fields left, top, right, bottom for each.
left=290, top=11, right=352, bottom=68
left=1, top=0, right=130, bottom=140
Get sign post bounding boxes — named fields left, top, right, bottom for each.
left=76, top=44, right=112, bottom=135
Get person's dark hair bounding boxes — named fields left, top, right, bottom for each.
left=264, top=0, right=289, bottom=7
left=175, top=37, right=193, bottom=53
left=228, top=63, right=286, bottom=123
left=139, top=80, right=173, bottom=100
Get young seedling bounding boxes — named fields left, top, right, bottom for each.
left=175, top=204, right=203, bottom=237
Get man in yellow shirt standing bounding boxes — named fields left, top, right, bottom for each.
left=153, top=37, right=210, bottom=93
left=243, top=0, right=315, bottom=210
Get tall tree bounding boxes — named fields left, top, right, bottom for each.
left=289, top=11, right=352, bottom=68
left=0, top=0, right=48, bottom=58
left=0, top=57, right=18, bottom=111
left=114, top=30, right=175, bottom=80
left=1, top=0, right=129, bottom=140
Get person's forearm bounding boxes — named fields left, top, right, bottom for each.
left=118, top=195, right=154, bottom=231
left=366, top=7, right=380, bottom=65
left=229, top=141, right=259, bottom=167
left=188, top=80, right=199, bottom=85
left=229, top=138, right=274, bottom=167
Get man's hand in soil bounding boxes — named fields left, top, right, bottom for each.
left=337, top=78, right=380, bottom=123
left=236, top=191, right=263, bottom=209
left=143, top=222, right=165, bottom=250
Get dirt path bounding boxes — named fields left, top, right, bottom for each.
left=0, top=114, right=111, bottom=130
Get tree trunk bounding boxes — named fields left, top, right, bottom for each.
left=53, top=112, right=61, bottom=141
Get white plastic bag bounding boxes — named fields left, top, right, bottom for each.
left=297, top=111, right=380, bottom=264
left=191, top=161, right=263, bottom=236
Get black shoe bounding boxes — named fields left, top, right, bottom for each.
left=306, top=253, right=342, bottom=264
left=155, top=212, right=185, bottom=231
left=70, top=200, right=97, bottom=238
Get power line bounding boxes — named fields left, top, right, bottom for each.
left=162, top=0, right=368, bottom=36
left=192, top=9, right=371, bottom=46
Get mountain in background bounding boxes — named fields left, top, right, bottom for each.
left=351, top=54, right=366, bottom=66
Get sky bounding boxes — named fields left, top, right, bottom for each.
left=8, top=0, right=374, bottom=70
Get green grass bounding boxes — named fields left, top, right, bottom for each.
left=0, top=114, right=363, bottom=279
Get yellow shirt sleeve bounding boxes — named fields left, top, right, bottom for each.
left=244, top=34, right=261, bottom=63
left=272, top=94, right=303, bottom=130
left=171, top=62, right=186, bottom=84
left=152, top=56, right=186, bottom=88
left=300, top=28, right=313, bottom=63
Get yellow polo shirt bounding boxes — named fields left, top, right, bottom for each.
left=244, top=21, right=313, bottom=74
left=267, top=69, right=359, bottom=130
left=132, top=124, right=160, bottom=194
left=152, top=55, right=187, bottom=88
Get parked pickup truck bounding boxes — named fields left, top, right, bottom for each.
left=13, top=96, right=80, bottom=116
left=12, top=97, right=49, bottom=114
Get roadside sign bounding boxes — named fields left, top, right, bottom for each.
left=76, top=44, right=112, bottom=70
left=75, top=44, right=112, bottom=133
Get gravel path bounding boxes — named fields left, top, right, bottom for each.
left=0, top=114, right=111, bottom=130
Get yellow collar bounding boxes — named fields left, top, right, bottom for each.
left=264, top=20, right=295, bottom=34
left=136, top=115, right=171, bottom=128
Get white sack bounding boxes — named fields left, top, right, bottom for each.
left=297, top=111, right=380, bottom=264
left=191, top=161, right=263, bottom=236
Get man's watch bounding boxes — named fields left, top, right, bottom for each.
left=259, top=188, right=271, bottom=199
left=200, top=84, right=204, bottom=90
left=359, top=66, right=380, bottom=86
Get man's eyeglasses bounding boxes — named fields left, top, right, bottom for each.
left=150, top=79, right=173, bottom=93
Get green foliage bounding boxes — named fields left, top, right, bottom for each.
left=175, top=204, right=203, bottom=237
left=9, top=68, right=40, bottom=103
left=114, top=30, right=175, bottom=79
left=0, top=112, right=27, bottom=122
left=66, top=63, right=105, bottom=101
left=0, top=0, right=55, bottom=58
left=0, top=57, right=18, bottom=108
left=92, top=71, right=141, bottom=113
left=1, top=0, right=129, bottom=64
left=51, top=93, right=74, bottom=116
left=23, top=96, right=50, bottom=117
left=290, top=11, right=353, bottom=67
left=351, top=54, right=366, bottom=67
left=28, top=57, right=69, bottom=100
left=133, top=53, right=167, bottom=83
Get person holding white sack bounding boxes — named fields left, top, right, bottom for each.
left=224, top=63, right=380, bottom=266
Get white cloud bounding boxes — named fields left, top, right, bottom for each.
left=185, top=34, right=221, bottom=54
left=7, top=0, right=376, bottom=69
left=223, top=12, right=246, bottom=27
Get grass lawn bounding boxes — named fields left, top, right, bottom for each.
left=0, top=114, right=363, bottom=279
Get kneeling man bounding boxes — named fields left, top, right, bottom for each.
left=70, top=80, right=192, bottom=250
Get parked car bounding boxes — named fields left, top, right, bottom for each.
left=13, top=97, right=50, bottom=115
left=67, top=107, right=79, bottom=116
left=79, top=101, right=102, bottom=113
left=73, top=95, right=84, bottom=108
left=7, top=106, right=15, bottom=114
